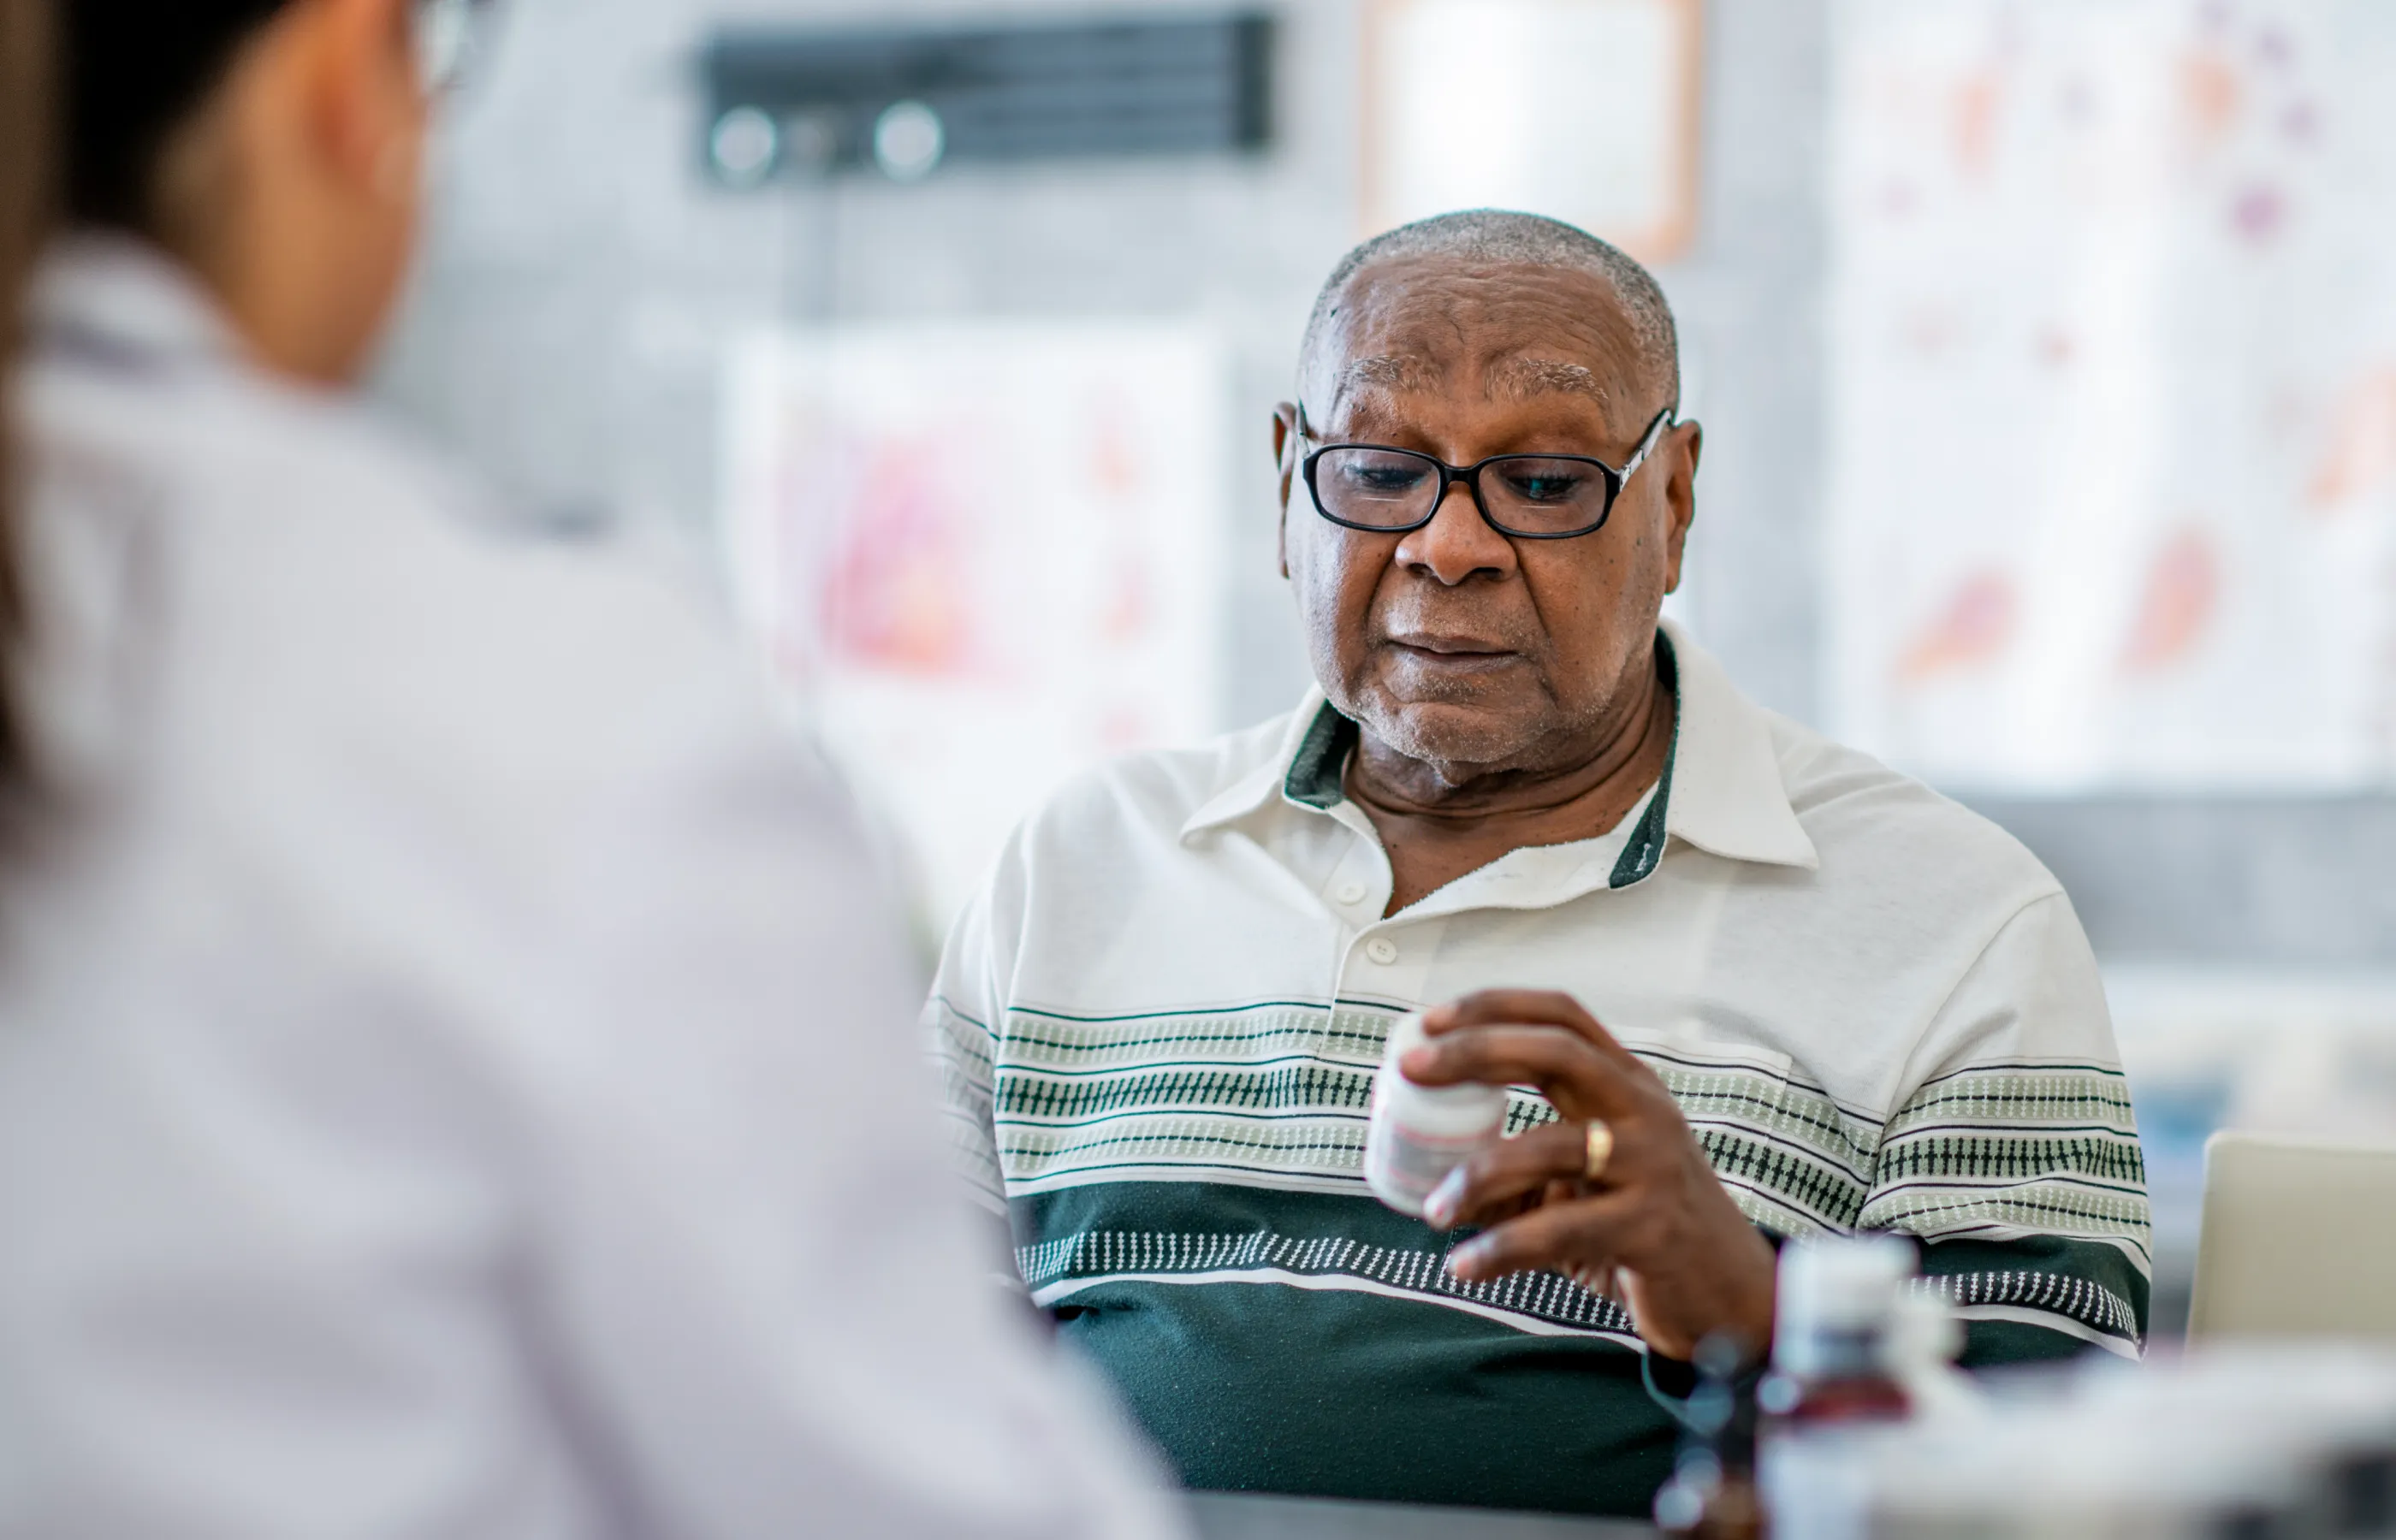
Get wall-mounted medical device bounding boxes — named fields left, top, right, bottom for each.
left=701, top=11, right=1276, bottom=187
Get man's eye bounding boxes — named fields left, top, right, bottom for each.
left=1343, top=462, right=1432, bottom=495
left=1503, top=472, right=1586, bottom=502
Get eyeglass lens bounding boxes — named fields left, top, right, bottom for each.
left=417, top=0, right=483, bottom=95
left=1314, top=448, right=1612, bottom=534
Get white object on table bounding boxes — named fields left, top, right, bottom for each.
left=2191, top=1132, right=2396, bottom=1341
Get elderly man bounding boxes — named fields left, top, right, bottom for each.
left=929, top=210, right=2148, bottom=1516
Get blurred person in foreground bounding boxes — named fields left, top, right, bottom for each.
left=0, top=2, right=1183, bottom=1536
left=0, top=0, right=40, bottom=706
left=930, top=210, right=2151, bottom=1516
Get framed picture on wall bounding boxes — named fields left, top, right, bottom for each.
left=1360, top=0, right=1705, bottom=261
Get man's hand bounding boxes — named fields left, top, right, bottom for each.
left=1405, top=989, right=1776, bottom=1363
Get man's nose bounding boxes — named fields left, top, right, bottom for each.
left=1393, top=481, right=1517, bottom=585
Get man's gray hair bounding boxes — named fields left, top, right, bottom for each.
left=1300, top=209, right=1681, bottom=417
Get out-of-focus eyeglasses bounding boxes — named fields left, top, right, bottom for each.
left=416, top=0, right=495, bottom=96
left=1296, top=405, right=1676, bottom=541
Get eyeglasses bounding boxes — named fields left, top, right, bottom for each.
left=1297, top=406, right=1675, bottom=541
left=416, top=0, right=495, bottom=96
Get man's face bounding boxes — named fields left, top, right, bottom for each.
left=1273, top=257, right=1701, bottom=783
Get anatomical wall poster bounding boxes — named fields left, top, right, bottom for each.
left=1828, top=0, right=2396, bottom=789
left=721, top=321, right=1229, bottom=926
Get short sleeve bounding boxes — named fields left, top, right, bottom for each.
left=926, top=891, right=1009, bottom=1216
left=1860, top=892, right=2151, bottom=1361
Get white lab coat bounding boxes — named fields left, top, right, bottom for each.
left=0, top=240, right=1184, bottom=1540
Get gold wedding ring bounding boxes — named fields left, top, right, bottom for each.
left=1583, top=1119, right=1616, bottom=1182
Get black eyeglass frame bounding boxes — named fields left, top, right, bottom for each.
left=1296, top=405, right=1678, bottom=541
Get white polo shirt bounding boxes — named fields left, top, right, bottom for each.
left=928, top=622, right=2150, bottom=1512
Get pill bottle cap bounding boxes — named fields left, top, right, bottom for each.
left=1376, top=1014, right=1506, bottom=1131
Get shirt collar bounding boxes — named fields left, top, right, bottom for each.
left=1180, top=619, right=1818, bottom=879
left=1282, top=702, right=1355, bottom=810
left=1660, top=618, right=1819, bottom=871
left=28, top=234, right=245, bottom=371
left=1178, top=702, right=1323, bottom=838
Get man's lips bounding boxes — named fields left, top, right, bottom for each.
left=1385, top=634, right=1523, bottom=671
left=1386, top=632, right=1518, bottom=657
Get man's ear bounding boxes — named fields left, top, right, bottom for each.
left=1660, top=421, right=1702, bottom=595
left=1272, top=402, right=1300, bottom=580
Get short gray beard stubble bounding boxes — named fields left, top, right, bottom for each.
left=1337, top=670, right=1622, bottom=791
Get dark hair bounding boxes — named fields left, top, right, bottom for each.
left=1, top=0, right=51, bottom=809
left=63, top=0, right=290, bottom=233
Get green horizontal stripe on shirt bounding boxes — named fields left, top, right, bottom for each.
left=1860, top=1182, right=2156, bottom=1259
left=997, top=1004, right=1395, bottom=1069
left=1018, top=1183, right=1636, bottom=1338
left=997, top=1061, right=1376, bottom=1121
left=1002, top=1116, right=1370, bottom=1179
left=995, top=1104, right=1879, bottom=1228
left=1921, top=1234, right=2150, bottom=1353
left=1885, top=1069, right=2138, bottom=1129
left=1871, top=1129, right=2147, bottom=1188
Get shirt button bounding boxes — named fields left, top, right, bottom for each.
left=1365, top=937, right=1399, bottom=965
left=1336, top=881, right=1367, bottom=905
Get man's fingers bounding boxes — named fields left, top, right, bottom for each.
left=1444, top=1191, right=1639, bottom=1285
left=1421, top=1121, right=1587, bottom=1229
left=1421, top=989, right=1641, bottom=1071
left=1400, top=1023, right=1639, bottom=1122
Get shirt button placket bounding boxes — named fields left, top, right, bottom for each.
left=1341, top=918, right=1441, bottom=1010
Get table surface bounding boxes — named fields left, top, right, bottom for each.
left=1185, top=1490, right=1654, bottom=1539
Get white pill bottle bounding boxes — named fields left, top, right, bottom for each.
left=1361, top=1012, right=1508, bottom=1217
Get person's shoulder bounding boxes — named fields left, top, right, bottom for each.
left=244, top=398, right=767, bottom=753
left=1760, top=707, right=2062, bottom=910
left=51, top=372, right=834, bottom=850
left=1016, top=710, right=1299, bottom=852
